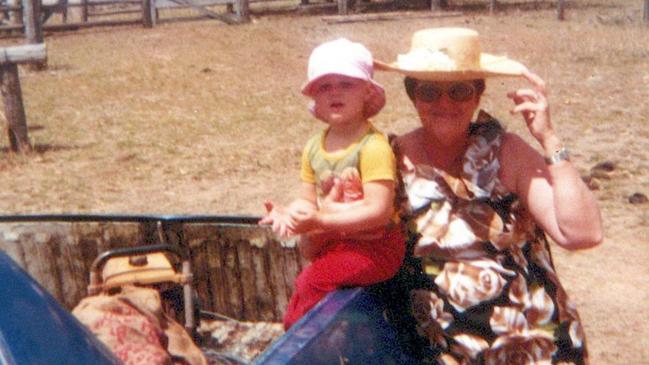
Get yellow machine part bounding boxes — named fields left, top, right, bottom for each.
left=102, top=252, right=181, bottom=289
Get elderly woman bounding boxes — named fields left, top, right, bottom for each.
left=367, top=28, right=603, bottom=364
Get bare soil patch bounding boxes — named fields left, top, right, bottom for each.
left=1, top=1, right=648, bottom=363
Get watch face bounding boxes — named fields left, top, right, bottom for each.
left=546, top=147, right=569, bottom=164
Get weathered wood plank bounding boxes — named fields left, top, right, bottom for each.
left=336, top=0, right=346, bottom=15
left=235, top=235, right=259, bottom=320
left=281, top=237, right=301, bottom=301
left=22, top=0, right=46, bottom=69
left=142, top=0, right=156, bottom=27
left=81, top=0, right=89, bottom=21
left=166, top=0, right=239, bottom=24
left=430, top=0, right=447, bottom=10
left=0, top=44, right=47, bottom=65
left=233, top=0, right=249, bottom=22
left=221, top=229, right=244, bottom=319
left=211, top=225, right=285, bottom=321
left=53, top=224, right=88, bottom=308
left=1, top=63, right=32, bottom=153
left=267, top=239, right=289, bottom=319
left=20, top=223, right=64, bottom=300
left=70, top=222, right=103, bottom=296
left=0, top=223, right=28, bottom=267
left=106, top=222, right=150, bottom=248
left=250, top=238, right=276, bottom=321
left=322, top=10, right=463, bottom=24
left=557, top=0, right=565, bottom=20
left=183, top=223, right=215, bottom=313
left=297, top=250, right=309, bottom=272
left=489, top=0, right=497, bottom=13
left=205, top=227, right=233, bottom=316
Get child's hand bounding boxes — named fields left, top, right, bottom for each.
left=289, top=208, right=323, bottom=235
left=259, top=201, right=295, bottom=239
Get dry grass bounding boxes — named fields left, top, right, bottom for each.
left=1, top=0, right=649, bottom=363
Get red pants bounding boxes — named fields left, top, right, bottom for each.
left=283, top=227, right=405, bottom=330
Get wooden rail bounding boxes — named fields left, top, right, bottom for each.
left=0, top=217, right=306, bottom=322
left=428, top=0, right=570, bottom=20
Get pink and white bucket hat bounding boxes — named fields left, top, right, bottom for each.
left=302, top=38, right=386, bottom=119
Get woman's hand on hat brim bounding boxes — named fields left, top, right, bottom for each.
left=507, top=70, right=557, bottom=147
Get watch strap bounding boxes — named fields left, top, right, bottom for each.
left=545, top=147, right=570, bottom=165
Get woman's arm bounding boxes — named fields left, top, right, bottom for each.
left=500, top=70, right=603, bottom=250
left=499, top=134, right=602, bottom=250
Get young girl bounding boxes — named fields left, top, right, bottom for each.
left=260, top=38, right=405, bottom=330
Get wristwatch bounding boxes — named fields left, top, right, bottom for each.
left=545, top=147, right=570, bottom=165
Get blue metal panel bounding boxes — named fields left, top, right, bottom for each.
left=0, top=251, right=121, bottom=365
left=253, top=288, right=419, bottom=365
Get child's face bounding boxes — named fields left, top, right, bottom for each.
left=311, top=74, right=370, bottom=126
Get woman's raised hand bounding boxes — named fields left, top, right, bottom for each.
left=507, top=70, right=558, bottom=148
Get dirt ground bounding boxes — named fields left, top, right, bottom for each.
left=1, top=0, right=648, bottom=363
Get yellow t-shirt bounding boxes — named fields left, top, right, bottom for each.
left=300, top=123, right=396, bottom=204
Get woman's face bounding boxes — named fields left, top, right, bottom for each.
left=412, top=80, right=480, bottom=143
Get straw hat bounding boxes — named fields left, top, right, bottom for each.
left=374, top=27, right=527, bottom=81
left=302, top=38, right=386, bottom=119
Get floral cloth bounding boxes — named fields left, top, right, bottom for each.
left=385, top=111, right=589, bottom=365
left=73, top=285, right=208, bottom=365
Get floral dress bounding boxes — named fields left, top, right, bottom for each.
left=384, top=111, right=589, bottom=365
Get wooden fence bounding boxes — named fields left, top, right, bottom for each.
left=0, top=0, right=251, bottom=33
left=2, top=0, right=633, bottom=33
left=0, top=216, right=307, bottom=322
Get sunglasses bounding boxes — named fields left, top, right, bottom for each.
left=414, top=82, right=476, bottom=103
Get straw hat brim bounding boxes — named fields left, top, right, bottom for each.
left=374, top=53, right=527, bottom=81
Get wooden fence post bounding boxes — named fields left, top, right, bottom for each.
left=234, top=0, right=249, bottom=22
left=82, top=0, right=89, bottom=22
left=557, top=0, right=565, bottom=21
left=430, top=0, right=448, bottom=11
left=22, top=0, right=46, bottom=70
left=489, top=0, right=497, bottom=14
left=0, top=63, right=31, bottom=153
left=0, top=43, right=47, bottom=154
left=9, top=0, right=23, bottom=25
left=61, top=0, right=69, bottom=23
left=142, top=0, right=156, bottom=28
left=337, top=0, right=347, bottom=15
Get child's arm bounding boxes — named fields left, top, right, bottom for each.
left=289, top=179, right=394, bottom=235
left=259, top=183, right=318, bottom=239
left=286, top=182, right=318, bottom=214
